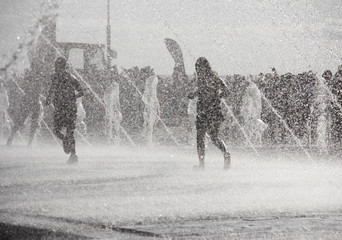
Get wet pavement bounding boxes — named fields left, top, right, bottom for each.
left=0, top=144, right=341, bottom=239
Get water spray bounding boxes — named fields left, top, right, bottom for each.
left=121, top=69, right=180, bottom=146
left=34, top=7, right=137, bottom=147
left=24, top=9, right=136, bottom=147
left=145, top=2, right=263, bottom=153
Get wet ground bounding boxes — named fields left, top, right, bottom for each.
left=0, top=143, right=341, bottom=239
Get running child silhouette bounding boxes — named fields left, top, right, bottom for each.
left=188, top=57, right=231, bottom=169
left=46, top=57, right=84, bottom=164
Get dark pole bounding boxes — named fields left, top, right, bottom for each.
left=106, top=0, right=111, bottom=71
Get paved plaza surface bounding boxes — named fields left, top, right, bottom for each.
left=0, top=144, right=341, bottom=239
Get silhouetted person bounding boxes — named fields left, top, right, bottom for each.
left=331, top=65, right=342, bottom=146
left=188, top=57, right=230, bottom=169
left=322, top=70, right=333, bottom=89
left=322, top=70, right=333, bottom=143
left=46, top=57, right=84, bottom=164
left=7, top=63, right=43, bottom=146
left=305, top=71, right=319, bottom=144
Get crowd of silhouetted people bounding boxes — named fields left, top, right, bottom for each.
left=223, top=65, right=342, bottom=149
left=1, top=61, right=342, bottom=151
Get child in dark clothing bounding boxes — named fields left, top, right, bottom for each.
left=188, top=57, right=231, bottom=169
left=7, top=63, right=42, bottom=146
left=46, top=57, right=84, bottom=164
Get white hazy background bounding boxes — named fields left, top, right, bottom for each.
left=0, top=0, right=342, bottom=75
